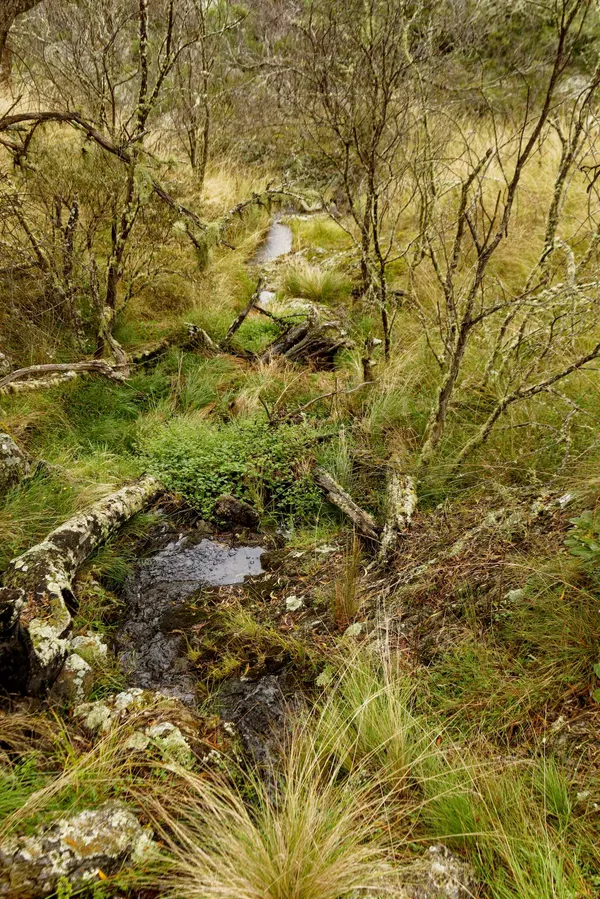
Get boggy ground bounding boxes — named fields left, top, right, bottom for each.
left=1, top=196, right=600, bottom=899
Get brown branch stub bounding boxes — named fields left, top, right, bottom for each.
left=0, top=475, right=163, bottom=695
left=314, top=466, right=380, bottom=541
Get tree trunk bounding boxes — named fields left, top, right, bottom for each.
left=0, top=1, right=42, bottom=82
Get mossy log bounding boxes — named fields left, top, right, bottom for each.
left=0, top=475, right=163, bottom=695
left=0, top=360, right=126, bottom=395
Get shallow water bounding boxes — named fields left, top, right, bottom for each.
left=251, top=216, right=293, bottom=264
left=116, top=537, right=265, bottom=702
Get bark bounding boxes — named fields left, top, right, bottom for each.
left=0, top=476, right=163, bottom=695
left=130, top=324, right=219, bottom=365
left=0, top=1, right=41, bottom=80
left=0, top=433, right=32, bottom=497
left=379, top=471, right=417, bottom=561
left=225, top=279, right=263, bottom=343
left=314, top=467, right=380, bottom=541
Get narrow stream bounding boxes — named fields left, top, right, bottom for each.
left=116, top=536, right=265, bottom=703
left=251, top=215, right=293, bottom=264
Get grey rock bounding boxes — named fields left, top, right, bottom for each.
left=69, top=632, right=108, bottom=667
left=399, top=845, right=476, bottom=899
left=74, top=688, right=158, bottom=734
left=219, top=674, right=294, bottom=770
left=124, top=721, right=194, bottom=766
left=0, top=802, right=152, bottom=899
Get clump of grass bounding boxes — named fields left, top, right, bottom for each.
left=423, top=754, right=592, bottom=898
left=150, top=733, right=394, bottom=899
left=281, top=262, right=352, bottom=305
left=331, top=537, right=363, bottom=627
left=315, top=654, right=431, bottom=788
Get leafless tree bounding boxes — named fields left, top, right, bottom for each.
left=284, top=0, right=429, bottom=359
left=407, top=0, right=600, bottom=473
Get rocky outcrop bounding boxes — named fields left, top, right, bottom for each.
left=0, top=476, right=163, bottom=695
left=0, top=802, right=152, bottom=899
left=74, top=690, right=199, bottom=766
left=0, top=434, right=31, bottom=497
left=219, top=674, right=294, bottom=770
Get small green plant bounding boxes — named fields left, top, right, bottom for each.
left=564, top=511, right=600, bottom=567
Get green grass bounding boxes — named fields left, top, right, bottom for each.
left=281, top=262, right=352, bottom=306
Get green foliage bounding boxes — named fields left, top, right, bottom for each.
left=141, top=417, right=325, bottom=522
left=565, top=511, right=600, bottom=568
left=0, top=758, right=49, bottom=823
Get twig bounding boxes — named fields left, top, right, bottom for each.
left=225, top=278, right=263, bottom=342
left=278, top=380, right=376, bottom=421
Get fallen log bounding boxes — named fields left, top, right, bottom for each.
left=314, top=467, right=380, bottom=541
left=379, top=470, right=417, bottom=561
left=130, top=323, right=219, bottom=366
left=0, top=360, right=126, bottom=392
left=261, top=308, right=351, bottom=370
left=0, top=371, right=79, bottom=395
left=0, top=475, right=163, bottom=695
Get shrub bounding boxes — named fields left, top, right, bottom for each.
left=140, top=417, right=324, bottom=522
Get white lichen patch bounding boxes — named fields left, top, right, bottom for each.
left=70, top=632, right=108, bottom=667
left=74, top=689, right=158, bottom=734
left=51, top=654, right=93, bottom=704
left=145, top=722, right=194, bottom=766
left=27, top=622, right=69, bottom=670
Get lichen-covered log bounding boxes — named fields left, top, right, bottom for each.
left=0, top=434, right=31, bottom=497
left=0, top=475, right=163, bottom=695
left=0, top=802, right=152, bottom=899
left=314, top=467, right=380, bottom=541
left=130, top=323, right=219, bottom=366
left=0, top=372, right=79, bottom=396
left=261, top=308, right=352, bottom=370
left=0, top=360, right=126, bottom=392
left=379, top=471, right=417, bottom=561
